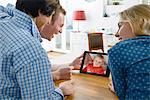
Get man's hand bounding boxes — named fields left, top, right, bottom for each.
left=59, top=80, right=74, bottom=96
left=69, top=54, right=83, bottom=70
left=69, top=53, right=93, bottom=70
left=52, top=67, right=72, bottom=81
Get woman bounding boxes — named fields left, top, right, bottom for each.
left=108, top=4, right=150, bottom=100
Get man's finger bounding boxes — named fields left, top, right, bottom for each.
left=69, top=66, right=74, bottom=70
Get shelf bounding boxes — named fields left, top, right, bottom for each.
left=103, top=0, right=143, bottom=17
left=105, top=5, right=126, bottom=17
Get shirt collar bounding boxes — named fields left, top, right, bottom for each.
left=125, top=36, right=150, bottom=42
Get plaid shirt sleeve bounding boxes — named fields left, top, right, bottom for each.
left=13, top=38, right=63, bottom=100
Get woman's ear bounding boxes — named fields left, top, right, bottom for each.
left=38, top=10, right=42, bottom=17
left=139, top=18, right=144, bottom=28
left=141, top=18, right=150, bottom=34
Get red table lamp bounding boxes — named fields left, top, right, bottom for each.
left=73, top=10, right=86, bottom=32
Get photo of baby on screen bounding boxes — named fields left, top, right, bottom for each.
left=80, top=51, right=109, bottom=76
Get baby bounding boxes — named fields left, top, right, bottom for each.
left=82, top=54, right=107, bottom=74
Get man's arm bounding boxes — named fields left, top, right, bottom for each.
left=13, top=42, right=63, bottom=100
left=51, top=64, right=59, bottom=71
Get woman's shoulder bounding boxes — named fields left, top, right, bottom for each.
left=108, top=36, right=150, bottom=64
left=109, top=36, right=150, bottom=53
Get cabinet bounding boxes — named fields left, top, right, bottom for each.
left=103, top=34, right=118, bottom=53
left=70, top=32, right=89, bottom=53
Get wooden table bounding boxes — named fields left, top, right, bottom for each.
left=55, top=73, right=118, bottom=100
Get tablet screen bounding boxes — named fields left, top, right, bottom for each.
left=80, top=51, right=110, bottom=77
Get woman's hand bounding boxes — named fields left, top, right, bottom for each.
left=108, top=81, right=115, bottom=93
left=108, top=73, right=115, bottom=93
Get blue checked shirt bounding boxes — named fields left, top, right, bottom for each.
left=108, top=36, right=150, bottom=100
left=0, top=4, right=63, bottom=100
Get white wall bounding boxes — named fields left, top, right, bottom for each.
left=0, top=0, right=16, bottom=6
left=72, top=0, right=104, bottom=32
left=42, top=0, right=144, bottom=52
left=1, top=0, right=145, bottom=52
left=71, top=0, right=143, bottom=34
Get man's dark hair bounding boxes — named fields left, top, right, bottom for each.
left=51, top=5, right=66, bottom=25
left=16, top=0, right=59, bottom=18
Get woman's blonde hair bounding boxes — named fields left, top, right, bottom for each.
left=119, top=4, right=150, bottom=36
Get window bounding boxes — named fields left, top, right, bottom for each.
left=0, top=0, right=16, bottom=7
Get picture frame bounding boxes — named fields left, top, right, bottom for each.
left=80, top=51, right=110, bottom=77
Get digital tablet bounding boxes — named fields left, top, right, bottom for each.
left=80, top=51, right=110, bottom=77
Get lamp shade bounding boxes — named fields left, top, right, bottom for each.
left=73, top=10, right=86, bottom=20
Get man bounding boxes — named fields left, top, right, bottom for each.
left=41, top=5, right=83, bottom=81
left=41, top=5, right=65, bottom=41
left=0, top=0, right=73, bottom=99
left=41, top=5, right=72, bottom=81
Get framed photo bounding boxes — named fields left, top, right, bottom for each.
left=80, top=51, right=110, bottom=77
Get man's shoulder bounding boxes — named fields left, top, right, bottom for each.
left=1, top=26, right=40, bottom=53
left=13, top=32, right=41, bottom=52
